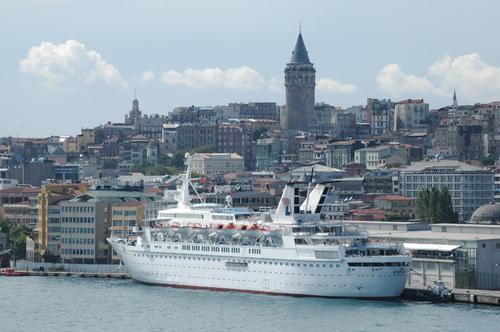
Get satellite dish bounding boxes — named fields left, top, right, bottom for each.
left=184, top=152, right=191, bottom=159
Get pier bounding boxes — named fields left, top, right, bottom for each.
left=0, top=268, right=130, bottom=279
left=402, top=286, right=500, bottom=306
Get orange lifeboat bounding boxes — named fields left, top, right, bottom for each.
left=248, top=224, right=259, bottom=231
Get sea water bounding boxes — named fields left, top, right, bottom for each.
left=1, top=277, right=499, bottom=332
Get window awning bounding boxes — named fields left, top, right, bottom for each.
left=404, top=243, right=462, bottom=252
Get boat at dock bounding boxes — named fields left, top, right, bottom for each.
left=0, top=268, right=28, bottom=277
left=108, top=153, right=411, bottom=298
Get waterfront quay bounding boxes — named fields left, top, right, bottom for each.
left=402, top=286, right=500, bottom=306
left=3, top=267, right=499, bottom=306
left=1, top=268, right=129, bottom=279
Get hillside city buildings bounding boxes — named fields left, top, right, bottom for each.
left=1, top=30, right=500, bottom=290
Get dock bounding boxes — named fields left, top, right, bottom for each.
left=402, top=286, right=500, bottom=306
left=452, top=288, right=500, bottom=306
left=0, top=268, right=130, bottom=279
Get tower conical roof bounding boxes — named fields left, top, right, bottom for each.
left=289, top=32, right=311, bottom=64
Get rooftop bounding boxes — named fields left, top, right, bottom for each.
left=401, top=159, right=488, bottom=172
left=289, top=32, right=311, bottom=64
left=191, top=153, right=243, bottom=160
left=395, top=99, right=425, bottom=104
left=0, top=187, right=41, bottom=195
left=374, top=194, right=414, bottom=202
left=68, top=190, right=157, bottom=203
left=369, top=229, right=500, bottom=241
left=291, top=164, right=344, bottom=173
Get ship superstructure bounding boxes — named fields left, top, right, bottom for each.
left=108, top=154, right=411, bottom=298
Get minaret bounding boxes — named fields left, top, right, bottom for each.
left=284, top=30, right=316, bottom=132
left=450, top=89, right=458, bottom=118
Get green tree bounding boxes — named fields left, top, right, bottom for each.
left=481, top=155, right=496, bottom=166
left=416, top=188, right=431, bottom=221
left=415, top=187, right=458, bottom=224
left=102, top=158, right=119, bottom=170
left=0, top=219, right=32, bottom=261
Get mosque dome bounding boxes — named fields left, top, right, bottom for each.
left=469, top=202, right=500, bottom=224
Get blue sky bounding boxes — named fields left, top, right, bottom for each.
left=2, top=0, right=500, bottom=137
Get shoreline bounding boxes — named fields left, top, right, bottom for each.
left=2, top=268, right=499, bottom=306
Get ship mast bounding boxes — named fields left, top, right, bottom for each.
left=178, top=152, right=192, bottom=209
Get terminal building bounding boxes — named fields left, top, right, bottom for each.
left=348, top=220, right=500, bottom=290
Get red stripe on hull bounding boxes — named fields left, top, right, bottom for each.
left=137, top=280, right=400, bottom=300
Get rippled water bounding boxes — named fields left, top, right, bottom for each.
left=1, top=277, right=499, bottom=332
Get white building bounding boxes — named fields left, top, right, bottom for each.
left=190, top=153, right=244, bottom=176
left=398, top=160, right=494, bottom=222
left=348, top=221, right=500, bottom=290
left=393, top=99, right=429, bottom=131
left=354, top=145, right=407, bottom=170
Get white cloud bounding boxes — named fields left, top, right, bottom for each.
left=377, top=54, right=500, bottom=102
left=317, top=78, right=358, bottom=94
left=160, top=66, right=266, bottom=90
left=19, top=39, right=127, bottom=89
left=266, top=78, right=282, bottom=91
left=141, top=70, right=155, bottom=82
left=160, top=66, right=357, bottom=94
left=376, top=63, right=444, bottom=97
left=428, top=53, right=500, bottom=101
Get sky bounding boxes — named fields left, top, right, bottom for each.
left=1, top=0, right=500, bottom=137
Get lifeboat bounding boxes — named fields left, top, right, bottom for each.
left=192, top=223, right=203, bottom=229
left=169, top=222, right=180, bottom=228
left=223, top=223, right=236, bottom=230
left=247, top=224, right=259, bottom=231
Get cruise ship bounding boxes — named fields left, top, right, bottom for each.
left=108, top=154, right=411, bottom=298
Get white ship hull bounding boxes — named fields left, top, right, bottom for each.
left=111, top=241, right=410, bottom=298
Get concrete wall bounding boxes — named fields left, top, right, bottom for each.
left=476, top=239, right=500, bottom=290
left=407, top=259, right=456, bottom=288
left=14, top=260, right=127, bottom=273
left=431, top=224, right=500, bottom=235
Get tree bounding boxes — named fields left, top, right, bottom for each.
left=415, top=187, right=458, bottom=224
left=481, top=155, right=496, bottom=166
left=102, top=158, right=119, bottom=170
left=0, top=219, right=32, bottom=262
